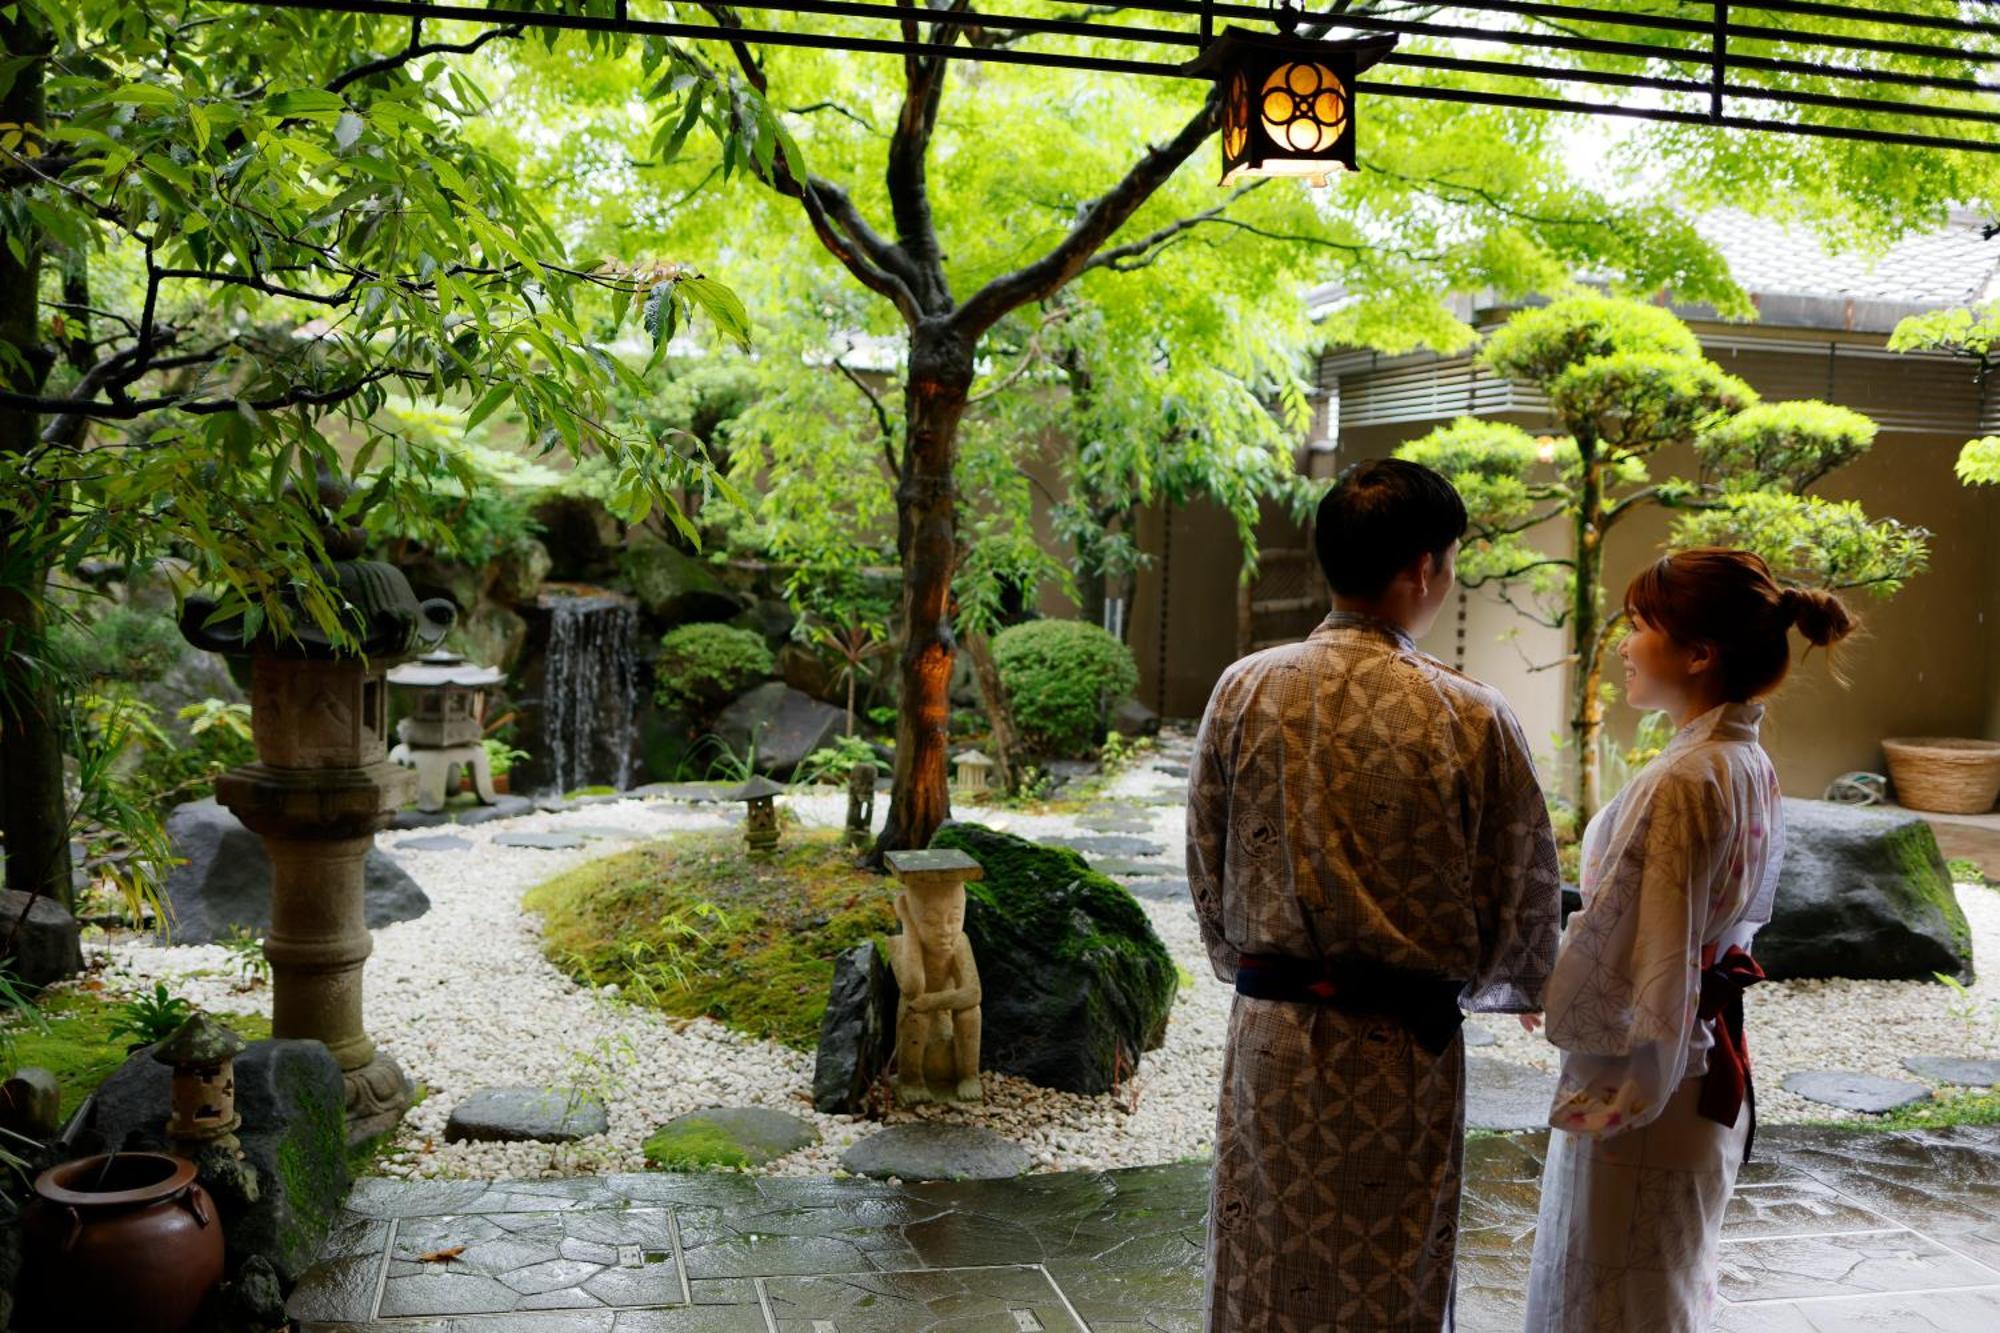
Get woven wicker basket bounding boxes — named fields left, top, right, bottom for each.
left=1882, top=737, right=2000, bottom=815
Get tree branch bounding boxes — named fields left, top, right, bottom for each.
left=832, top=352, right=898, bottom=476
left=954, top=87, right=1222, bottom=337
left=326, top=21, right=525, bottom=96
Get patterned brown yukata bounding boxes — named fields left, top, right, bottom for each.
left=1188, top=612, right=1562, bottom=1332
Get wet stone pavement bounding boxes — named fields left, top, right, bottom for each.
left=290, top=1123, right=2000, bottom=1331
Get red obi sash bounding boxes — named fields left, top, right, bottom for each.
left=1696, top=945, right=1766, bottom=1163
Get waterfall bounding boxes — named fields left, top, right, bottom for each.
left=541, top=591, right=638, bottom=794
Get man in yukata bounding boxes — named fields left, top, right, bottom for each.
left=1189, top=457, right=1562, bottom=1331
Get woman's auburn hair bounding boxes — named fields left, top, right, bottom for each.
left=1623, top=548, right=1856, bottom=702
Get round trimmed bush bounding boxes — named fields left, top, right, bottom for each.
left=991, top=619, right=1139, bottom=759
left=653, top=623, right=774, bottom=716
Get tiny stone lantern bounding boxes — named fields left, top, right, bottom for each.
left=154, top=1014, right=246, bottom=1154
left=181, top=467, right=454, bottom=1144
left=843, top=761, right=877, bottom=849
left=731, top=775, right=785, bottom=856
left=952, top=749, right=994, bottom=797
left=387, top=649, right=504, bottom=812
left=882, top=848, right=985, bottom=1107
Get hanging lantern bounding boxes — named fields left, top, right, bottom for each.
left=1188, top=26, right=1396, bottom=187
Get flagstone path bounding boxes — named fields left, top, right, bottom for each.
left=291, top=1122, right=2000, bottom=1331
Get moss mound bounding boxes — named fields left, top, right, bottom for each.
left=932, top=821, right=1177, bottom=1094
left=643, top=1118, right=753, bottom=1170
left=7, top=991, right=271, bottom=1123
left=524, top=828, right=896, bottom=1048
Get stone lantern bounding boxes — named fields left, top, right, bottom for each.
left=154, top=1013, right=246, bottom=1154
left=387, top=649, right=504, bottom=811
left=843, top=761, right=877, bottom=850
left=952, top=749, right=994, bottom=797
left=731, top=775, right=785, bottom=856
left=181, top=469, right=453, bottom=1144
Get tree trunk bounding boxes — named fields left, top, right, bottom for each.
left=1077, top=548, right=1108, bottom=634
left=962, top=630, right=1019, bottom=794
left=0, top=16, right=70, bottom=910
left=875, top=319, right=975, bottom=857
left=1569, top=444, right=1607, bottom=824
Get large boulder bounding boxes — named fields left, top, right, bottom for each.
left=812, top=941, right=898, bottom=1114
left=1760, top=798, right=1974, bottom=983
left=730, top=598, right=798, bottom=650
left=624, top=538, right=741, bottom=625
left=0, top=890, right=82, bottom=987
left=931, top=822, right=1178, bottom=1095
left=88, top=1038, right=350, bottom=1285
left=491, top=537, right=553, bottom=606
left=160, top=799, right=429, bottom=945
left=448, top=601, right=528, bottom=674
left=715, top=682, right=844, bottom=777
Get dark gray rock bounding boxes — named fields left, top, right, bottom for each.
left=1462, top=1024, right=1499, bottom=1048
left=1760, top=799, right=1975, bottom=983
left=444, top=1087, right=608, bottom=1144
left=730, top=598, right=798, bottom=649
left=932, top=823, right=1179, bottom=1096
left=394, top=834, right=472, bottom=853
left=1122, top=878, right=1190, bottom=902
left=1902, top=1057, right=2000, bottom=1088
left=715, top=682, right=845, bottom=778
left=644, top=1107, right=820, bottom=1169
left=160, top=799, right=429, bottom=944
left=812, top=942, right=898, bottom=1114
left=1466, top=1057, right=1557, bottom=1131
left=453, top=794, right=536, bottom=827
left=387, top=807, right=453, bottom=830
left=88, top=1039, right=350, bottom=1285
left=624, top=538, right=741, bottom=624
left=1046, top=834, right=1166, bottom=858
left=199, top=1253, right=286, bottom=1333
left=492, top=832, right=586, bottom=851
left=490, top=537, right=552, bottom=606
left=839, top=1124, right=1031, bottom=1182
left=0, top=889, right=82, bottom=986
left=1111, top=698, right=1160, bottom=738
left=1780, top=1070, right=1932, bottom=1114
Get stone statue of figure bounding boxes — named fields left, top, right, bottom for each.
left=844, top=761, right=877, bottom=849
left=881, top=849, right=984, bottom=1106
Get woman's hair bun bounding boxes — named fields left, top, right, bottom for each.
left=1780, top=586, right=1855, bottom=649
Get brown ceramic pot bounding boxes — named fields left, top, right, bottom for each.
left=19, top=1152, right=225, bottom=1333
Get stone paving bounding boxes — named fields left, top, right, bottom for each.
left=293, top=1123, right=2000, bottom=1331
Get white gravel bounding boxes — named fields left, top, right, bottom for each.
left=91, top=737, right=2000, bottom=1180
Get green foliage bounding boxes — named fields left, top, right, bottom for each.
left=221, top=924, right=271, bottom=987
left=105, top=981, right=195, bottom=1050
left=1947, top=858, right=1989, bottom=886
left=1098, top=731, right=1155, bottom=779
left=46, top=605, right=189, bottom=683
left=523, top=829, right=896, bottom=1048
left=992, top=620, right=1139, bottom=759
left=7, top=989, right=267, bottom=1123
left=794, top=734, right=879, bottom=786
left=1953, top=437, right=2000, bottom=486
left=1546, top=353, right=1755, bottom=451
left=483, top=737, right=529, bottom=778
left=1482, top=292, right=1702, bottom=387
left=652, top=623, right=774, bottom=716
left=0, top=963, right=49, bottom=1073
left=1696, top=402, right=1877, bottom=494
left=1672, top=492, right=1931, bottom=597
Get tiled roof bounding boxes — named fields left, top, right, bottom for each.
left=1694, top=208, right=2000, bottom=307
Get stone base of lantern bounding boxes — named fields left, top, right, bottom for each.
left=346, top=1049, right=414, bottom=1145
left=389, top=741, right=497, bottom=812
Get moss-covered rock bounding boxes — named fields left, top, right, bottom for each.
left=642, top=1107, right=819, bottom=1170
left=931, top=821, right=1177, bottom=1095
left=1761, top=798, right=1975, bottom=983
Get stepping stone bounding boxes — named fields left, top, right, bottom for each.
left=644, top=1106, right=821, bottom=1169
left=1466, top=1056, right=1557, bottom=1131
left=388, top=808, right=452, bottom=831
left=1902, top=1057, right=2000, bottom=1088
left=492, top=832, right=586, bottom=851
left=1462, top=1023, right=1499, bottom=1048
left=535, top=796, right=578, bottom=814
left=1122, top=878, right=1190, bottom=902
left=445, top=1086, right=608, bottom=1144
left=839, top=1124, right=1031, bottom=1182
left=455, top=795, right=535, bottom=827
left=1047, top=834, right=1166, bottom=858
left=1080, top=807, right=1154, bottom=834
left=1155, top=763, right=1190, bottom=779
left=396, top=834, right=472, bottom=853
left=1780, top=1071, right=1932, bottom=1114
left=1088, top=856, right=1172, bottom=878
left=566, top=825, right=640, bottom=841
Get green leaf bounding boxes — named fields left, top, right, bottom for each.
left=680, top=275, right=751, bottom=350
left=266, top=89, right=345, bottom=120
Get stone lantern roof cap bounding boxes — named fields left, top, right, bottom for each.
left=388, top=649, right=504, bottom=689
left=152, top=1013, right=247, bottom=1066
left=884, top=848, right=984, bottom=880
left=952, top=750, right=993, bottom=767
left=730, top=776, right=786, bottom=802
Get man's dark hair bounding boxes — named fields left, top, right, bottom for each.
left=1313, top=459, right=1468, bottom=600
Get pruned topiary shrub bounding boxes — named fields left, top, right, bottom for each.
left=991, top=619, right=1138, bottom=759
left=653, top=623, right=775, bottom=717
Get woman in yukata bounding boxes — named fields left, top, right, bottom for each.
left=1522, top=548, right=1855, bottom=1332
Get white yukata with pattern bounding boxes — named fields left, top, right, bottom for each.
left=1526, top=701, right=1786, bottom=1332
left=1189, top=612, right=1561, bottom=1332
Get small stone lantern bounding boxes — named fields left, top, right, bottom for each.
left=731, top=775, right=785, bottom=856
left=154, top=1014, right=246, bottom=1153
left=843, top=761, right=877, bottom=850
left=952, top=749, right=994, bottom=797
left=387, top=649, right=504, bottom=812
left=181, top=467, right=453, bottom=1144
